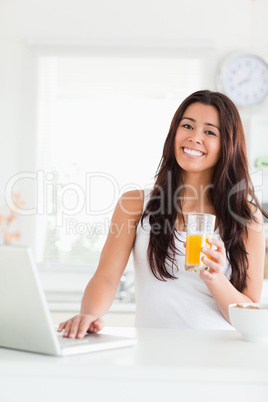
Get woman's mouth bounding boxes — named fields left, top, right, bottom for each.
left=182, top=147, right=205, bottom=158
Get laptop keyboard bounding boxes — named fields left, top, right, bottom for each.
left=58, top=333, right=93, bottom=347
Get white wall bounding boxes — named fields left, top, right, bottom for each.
left=0, top=0, right=268, bottom=246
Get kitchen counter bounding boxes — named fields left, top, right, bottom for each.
left=1, top=327, right=268, bottom=402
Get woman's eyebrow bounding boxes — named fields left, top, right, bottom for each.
left=181, top=117, right=220, bottom=131
left=205, top=122, right=220, bottom=131
left=181, top=117, right=195, bottom=122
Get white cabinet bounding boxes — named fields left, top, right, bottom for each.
left=49, top=303, right=136, bottom=327
left=240, top=112, right=268, bottom=202
left=41, top=270, right=136, bottom=327
left=51, top=311, right=135, bottom=327
left=243, top=116, right=268, bottom=169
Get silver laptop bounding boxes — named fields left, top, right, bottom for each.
left=0, top=246, right=137, bottom=356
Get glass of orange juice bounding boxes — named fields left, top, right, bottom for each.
left=185, top=213, right=216, bottom=272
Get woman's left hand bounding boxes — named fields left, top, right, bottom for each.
left=199, top=238, right=226, bottom=282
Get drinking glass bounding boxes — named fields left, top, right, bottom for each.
left=185, top=213, right=216, bottom=272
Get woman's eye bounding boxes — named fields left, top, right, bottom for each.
left=182, top=124, right=193, bottom=129
left=205, top=130, right=216, bottom=136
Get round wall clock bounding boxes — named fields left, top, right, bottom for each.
left=217, top=53, right=268, bottom=106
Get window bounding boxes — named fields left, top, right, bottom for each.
left=36, top=54, right=201, bottom=268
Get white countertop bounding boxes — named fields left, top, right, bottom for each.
left=1, top=327, right=268, bottom=402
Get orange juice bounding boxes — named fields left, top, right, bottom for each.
left=185, top=234, right=211, bottom=271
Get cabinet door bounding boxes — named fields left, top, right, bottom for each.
left=50, top=311, right=135, bottom=327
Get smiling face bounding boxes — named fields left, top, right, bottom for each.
left=174, top=102, right=221, bottom=178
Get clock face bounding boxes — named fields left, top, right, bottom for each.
left=220, top=54, right=268, bottom=106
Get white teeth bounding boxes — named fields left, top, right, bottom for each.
left=183, top=147, right=204, bottom=157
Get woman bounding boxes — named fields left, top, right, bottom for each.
left=58, top=90, right=267, bottom=338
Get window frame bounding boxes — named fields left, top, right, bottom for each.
left=34, top=50, right=202, bottom=274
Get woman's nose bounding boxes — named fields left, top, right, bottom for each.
left=188, top=130, right=203, bottom=144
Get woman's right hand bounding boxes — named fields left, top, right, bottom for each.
left=57, top=314, right=104, bottom=339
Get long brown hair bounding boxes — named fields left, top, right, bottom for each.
left=141, top=90, right=268, bottom=292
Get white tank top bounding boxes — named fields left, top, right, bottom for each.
left=132, top=189, right=234, bottom=330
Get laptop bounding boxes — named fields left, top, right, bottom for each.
left=0, top=246, right=137, bottom=356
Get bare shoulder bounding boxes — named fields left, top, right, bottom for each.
left=113, top=189, right=145, bottom=223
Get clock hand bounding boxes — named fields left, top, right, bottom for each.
left=237, top=70, right=255, bottom=86
left=237, top=77, right=250, bottom=86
